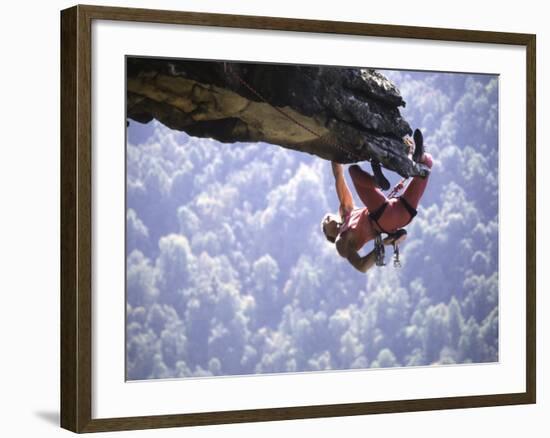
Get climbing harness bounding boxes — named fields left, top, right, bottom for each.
left=367, top=195, right=416, bottom=234
left=369, top=195, right=413, bottom=268
left=373, top=228, right=407, bottom=268
left=224, top=63, right=412, bottom=268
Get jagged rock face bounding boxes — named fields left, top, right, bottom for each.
left=127, top=58, right=429, bottom=178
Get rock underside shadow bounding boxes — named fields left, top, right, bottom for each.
left=127, top=58, right=429, bottom=178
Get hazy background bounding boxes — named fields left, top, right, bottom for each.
left=125, top=68, right=499, bottom=380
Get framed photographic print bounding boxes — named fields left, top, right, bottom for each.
left=60, top=4, right=536, bottom=433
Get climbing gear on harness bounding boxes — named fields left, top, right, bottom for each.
left=387, top=177, right=409, bottom=199
left=389, top=228, right=407, bottom=268
left=374, top=234, right=386, bottom=266
left=374, top=228, right=407, bottom=268
left=393, top=242, right=402, bottom=268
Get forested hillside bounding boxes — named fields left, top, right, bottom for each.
left=126, top=70, right=499, bottom=380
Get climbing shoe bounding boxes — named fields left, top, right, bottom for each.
left=371, top=161, right=390, bottom=191
left=386, top=228, right=407, bottom=245
left=413, top=129, right=424, bottom=163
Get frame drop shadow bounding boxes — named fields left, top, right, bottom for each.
left=34, top=410, right=59, bottom=427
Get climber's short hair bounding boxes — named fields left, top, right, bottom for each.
left=321, top=213, right=341, bottom=243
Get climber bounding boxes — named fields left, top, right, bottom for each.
left=321, top=129, right=433, bottom=273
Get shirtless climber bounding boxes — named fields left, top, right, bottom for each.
left=321, top=129, right=433, bottom=273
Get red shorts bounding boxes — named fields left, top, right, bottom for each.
left=348, top=153, right=433, bottom=233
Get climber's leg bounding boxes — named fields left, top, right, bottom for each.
left=371, top=161, right=390, bottom=190
left=349, top=164, right=388, bottom=212
left=370, top=153, right=433, bottom=233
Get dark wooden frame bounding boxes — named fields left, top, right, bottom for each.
left=61, top=4, right=536, bottom=433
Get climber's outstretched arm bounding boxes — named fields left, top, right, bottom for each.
left=336, top=236, right=376, bottom=273
left=346, top=249, right=377, bottom=273
left=331, top=162, right=354, bottom=217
